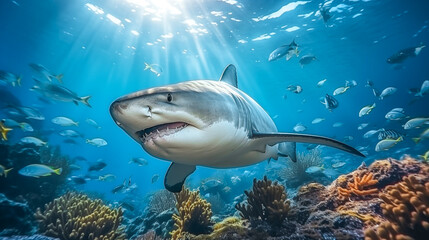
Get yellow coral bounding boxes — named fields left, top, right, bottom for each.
left=34, top=192, right=125, bottom=240
left=236, top=176, right=290, bottom=226
left=170, top=187, right=213, bottom=240
left=338, top=172, right=378, bottom=199
left=365, top=175, right=429, bottom=240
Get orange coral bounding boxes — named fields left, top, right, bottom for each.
left=338, top=172, right=378, bottom=198
left=364, top=175, right=429, bottom=240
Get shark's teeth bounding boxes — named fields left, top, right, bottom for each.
left=137, top=122, right=189, bottom=143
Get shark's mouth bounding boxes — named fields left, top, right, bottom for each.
left=136, top=122, right=189, bottom=143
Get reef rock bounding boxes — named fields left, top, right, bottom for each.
left=0, top=193, right=35, bottom=236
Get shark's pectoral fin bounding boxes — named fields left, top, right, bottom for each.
left=219, top=64, right=238, bottom=88
left=251, top=132, right=365, bottom=157
left=164, top=163, right=196, bottom=193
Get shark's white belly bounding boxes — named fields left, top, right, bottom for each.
left=143, top=120, right=277, bottom=168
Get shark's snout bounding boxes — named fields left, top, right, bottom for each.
left=110, top=101, right=128, bottom=115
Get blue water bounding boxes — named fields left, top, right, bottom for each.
left=1, top=0, right=428, bottom=202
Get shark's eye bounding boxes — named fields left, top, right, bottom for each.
left=167, top=93, right=172, bottom=102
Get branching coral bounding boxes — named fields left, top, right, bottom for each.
left=170, top=187, right=213, bottom=240
left=278, top=149, right=323, bottom=186
left=34, top=192, right=125, bottom=240
left=365, top=175, right=429, bottom=240
left=148, top=189, right=176, bottom=214
left=338, top=172, right=378, bottom=199
left=235, top=176, right=290, bottom=226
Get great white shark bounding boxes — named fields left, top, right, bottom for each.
left=110, top=64, right=364, bottom=192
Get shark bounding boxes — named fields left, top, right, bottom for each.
left=110, top=64, right=364, bottom=192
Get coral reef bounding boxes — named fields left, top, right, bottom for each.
left=125, top=208, right=174, bottom=240
left=337, top=172, right=379, bottom=199
left=0, top=143, right=71, bottom=209
left=365, top=175, right=429, bottom=240
left=170, top=187, right=214, bottom=240
left=34, top=192, right=126, bottom=240
left=278, top=149, right=323, bottom=187
left=0, top=193, right=36, bottom=236
left=236, top=176, right=290, bottom=227
left=0, top=235, right=59, bottom=240
left=147, top=189, right=176, bottom=214
left=179, top=217, right=250, bottom=240
left=134, top=230, right=163, bottom=240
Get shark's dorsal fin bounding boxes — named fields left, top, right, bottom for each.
left=219, top=64, right=238, bottom=88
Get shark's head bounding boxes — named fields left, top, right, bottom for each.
left=109, top=66, right=246, bottom=164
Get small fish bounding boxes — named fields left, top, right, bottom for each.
left=144, top=63, right=162, bottom=77
left=375, top=137, right=403, bottom=152
left=321, top=94, right=338, bottom=111
left=331, top=162, right=346, bottom=168
left=85, top=119, right=101, bottom=129
left=52, top=117, right=78, bottom=127
left=86, top=138, right=108, bottom=147
left=385, top=108, right=407, bottom=121
left=0, top=165, right=13, bottom=177
left=69, top=176, right=87, bottom=184
left=120, top=202, right=135, bottom=211
left=320, top=7, right=332, bottom=23
left=29, top=63, right=63, bottom=83
left=230, top=176, right=241, bottom=184
left=31, top=78, right=91, bottom=107
left=343, top=136, right=354, bottom=142
left=287, top=85, right=303, bottom=93
left=285, top=48, right=300, bottom=61
left=299, top=55, right=317, bottom=67
left=59, top=130, right=82, bottom=138
left=333, top=86, right=350, bottom=96
left=359, top=103, right=376, bottom=117
left=403, top=118, right=429, bottom=130
left=69, top=164, right=81, bottom=170
left=357, top=123, right=369, bottom=130
left=419, top=150, right=429, bottom=162
left=415, top=80, right=429, bottom=97
left=0, top=122, right=12, bottom=141
left=17, top=106, right=45, bottom=120
left=269, top=39, right=299, bottom=62
left=19, top=164, right=62, bottom=177
left=151, top=174, right=160, bottom=183
left=379, top=87, right=397, bottom=100
left=317, top=79, right=327, bottom=87
left=20, top=136, right=47, bottom=146
left=387, top=44, right=425, bottom=64
left=63, top=139, right=78, bottom=145
left=0, top=70, right=21, bottom=87
left=412, top=128, right=429, bottom=144
left=112, top=180, right=126, bottom=193
left=345, top=80, right=357, bottom=88
left=88, top=161, right=107, bottom=171
left=73, top=156, right=87, bottom=161
left=129, top=157, right=148, bottom=166
left=364, top=129, right=381, bottom=138
left=333, top=122, right=343, bottom=128
left=305, top=165, right=324, bottom=174
left=99, top=174, right=116, bottom=182
left=293, top=123, right=306, bottom=132
left=378, top=129, right=404, bottom=140
left=311, top=118, right=325, bottom=124
left=20, top=122, right=33, bottom=132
